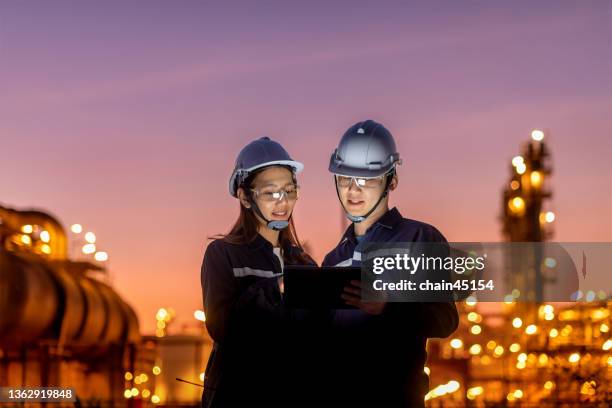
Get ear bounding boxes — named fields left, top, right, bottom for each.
left=389, top=174, right=399, bottom=191
left=237, top=188, right=251, bottom=208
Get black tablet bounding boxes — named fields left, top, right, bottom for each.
left=283, top=265, right=361, bottom=309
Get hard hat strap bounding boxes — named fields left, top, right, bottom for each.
left=247, top=196, right=291, bottom=231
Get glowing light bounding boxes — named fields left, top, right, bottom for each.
left=509, top=343, right=520, bottom=353
left=545, top=257, right=556, bottom=268
left=528, top=353, right=537, bottom=364
left=517, top=353, right=527, bottom=362
left=512, top=156, right=524, bottom=167
left=512, top=289, right=520, bottom=298
left=94, top=251, right=109, bottom=261
left=469, top=344, right=482, bottom=355
left=427, top=380, right=461, bottom=400
left=568, top=353, right=581, bottom=363
left=508, top=197, right=525, bottom=215
left=200, top=372, right=205, bottom=381
left=600, top=323, right=609, bottom=333
left=465, top=296, right=477, bottom=306
left=545, top=211, right=555, bottom=223
left=544, top=381, right=555, bottom=391
left=20, top=234, right=32, bottom=245
left=531, top=129, right=544, bottom=141
left=512, top=317, right=523, bottom=328
left=157, top=308, right=168, bottom=320
left=486, top=340, right=497, bottom=350
left=471, top=325, right=482, bottom=335
left=41, top=244, right=51, bottom=254
left=530, top=171, right=542, bottom=187
left=510, top=180, right=520, bottom=190
left=467, top=386, right=483, bottom=400
left=513, top=389, right=524, bottom=399
left=21, top=225, right=33, bottom=233
left=541, top=305, right=554, bottom=314
left=151, top=395, right=160, bottom=404
left=538, top=354, right=549, bottom=366
left=549, top=328, right=559, bottom=338
left=504, top=294, right=514, bottom=304
left=142, top=389, right=151, bottom=398
left=82, top=243, right=96, bottom=254
left=603, top=339, right=612, bottom=351
left=152, top=366, right=161, bottom=375
left=194, top=310, right=206, bottom=322
left=40, top=230, right=50, bottom=242
left=130, top=388, right=138, bottom=397
left=561, top=325, right=573, bottom=337
left=85, top=232, right=96, bottom=243
left=580, top=381, right=596, bottom=396
left=525, top=324, right=538, bottom=335
left=140, top=374, right=148, bottom=383
left=586, top=291, right=596, bottom=302
left=591, top=308, right=609, bottom=321
left=123, top=390, right=132, bottom=399
left=516, top=162, right=527, bottom=174
left=446, top=381, right=460, bottom=393
left=450, top=338, right=463, bottom=349
left=124, top=372, right=133, bottom=381
left=494, top=345, right=504, bottom=357
left=71, top=224, right=83, bottom=233
left=467, top=312, right=480, bottom=322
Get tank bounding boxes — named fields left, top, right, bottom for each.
left=0, top=204, right=140, bottom=349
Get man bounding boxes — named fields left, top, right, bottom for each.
left=321, top=119, right=459, bottom=407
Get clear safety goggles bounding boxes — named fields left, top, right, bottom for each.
left=335, top=174, right=386, bottom=189
left=251, top=184, right=300, bottom=202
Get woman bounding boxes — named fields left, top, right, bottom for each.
left=200, top=137, right=315, bottom=408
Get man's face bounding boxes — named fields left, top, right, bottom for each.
left=335, top=174, right=397, bottom=217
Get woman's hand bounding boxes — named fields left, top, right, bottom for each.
left=278, top=276, right=284, bottom=294
left=341, top=280, right=387, bottom=315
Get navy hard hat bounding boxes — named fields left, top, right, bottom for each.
left=229, top=137, right=304, bottom=197
left=329, top=120, right=402, bottom=178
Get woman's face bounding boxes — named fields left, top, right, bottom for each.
left=241, top=166, right=298, bottom=226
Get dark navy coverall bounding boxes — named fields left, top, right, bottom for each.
left=321, top=207, right=459, bottom=407
left=200, top=234, right=316, bottom=408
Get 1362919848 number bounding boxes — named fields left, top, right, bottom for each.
left=0, top=387, right=76, bottom=402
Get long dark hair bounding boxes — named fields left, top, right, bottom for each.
left=211, top=166, right=312, bottom=264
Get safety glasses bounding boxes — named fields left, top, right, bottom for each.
left=335, top=174, right=386, bottom=189
left=250, top=184, right=300, bottom=202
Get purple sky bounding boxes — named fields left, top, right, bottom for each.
left=2, top=1, right=611, bottom=334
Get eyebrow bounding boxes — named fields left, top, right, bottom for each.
left=256, top=181, right=296, bottom=188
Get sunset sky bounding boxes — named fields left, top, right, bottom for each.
left=2, top=1, right=611, bottom=334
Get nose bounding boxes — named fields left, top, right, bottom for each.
left=348, top=178, right=362, bottom=192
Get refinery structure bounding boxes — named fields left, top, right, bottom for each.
left=0, top=206, right=211, bottom=407
left=1, top=128, right=610, bottom=407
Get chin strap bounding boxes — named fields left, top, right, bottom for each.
left=248, top=197, right=291, bottom=230
left=335, top=170, right=394, bottom=223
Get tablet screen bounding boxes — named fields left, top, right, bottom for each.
left=283, top=266, right=361, bottom=309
